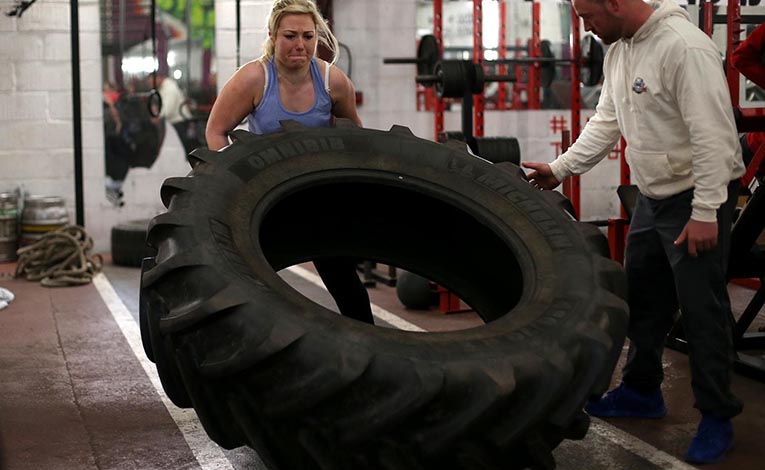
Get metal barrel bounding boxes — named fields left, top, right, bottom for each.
left=20, top=196, right=69, bottom=247
left=0, top=192, right=19, bottom=262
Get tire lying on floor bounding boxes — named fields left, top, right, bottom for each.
left=111, top=219, right=154, bottom=267
left=141, top=120, right=629, bottom=470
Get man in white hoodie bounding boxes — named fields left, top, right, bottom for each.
left=523, top=0, right=744, bottom=464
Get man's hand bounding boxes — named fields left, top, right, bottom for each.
left=674, top=219, right=718, bottom=257
left=521, top=162, right=562, bottom=190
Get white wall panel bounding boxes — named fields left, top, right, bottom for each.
left=0, top=93, right=48, bottom=120
left=15, top=2, right=71, bottom=32
left=0, top=65, right=14, bottom=91
left=0, top=32, right=44, bottom=60
left=0, top=121, right=72, bottom=149
left=16, top=61, right=72, bottom=91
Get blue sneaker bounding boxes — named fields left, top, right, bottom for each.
left=685, top=414, right=733, bottom=464
left=585, top=382, right=668, bottom=418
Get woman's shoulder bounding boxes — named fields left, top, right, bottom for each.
left=239, top=59, right=269, bottom=78
left=227, top=59, right=268, bottom=92
left=315, top=58, right=352, bottom=90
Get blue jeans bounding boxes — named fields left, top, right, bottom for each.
left=622, top=181, right=743, bottom=418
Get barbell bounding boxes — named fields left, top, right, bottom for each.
left=384, top=34, right=605, bottom=91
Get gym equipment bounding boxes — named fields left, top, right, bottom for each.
left=385, top=34, right=604, bottom=89
left=141, top=119, right=628, bottom=469
left=396, top=271, right=438, bottom=310
left=111, top=219, right=155, bottom=267
left=416, top=60, right=522, bottom=165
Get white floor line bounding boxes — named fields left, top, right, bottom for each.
left=289, top=265, right=694, bottom=470
left=92, top=273, right=234, bottom=470
left=286, top=265, right=425, bottom=332
left=589, top=420, right=698, bottom=470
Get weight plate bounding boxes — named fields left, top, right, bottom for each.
left=581, top=34, right=605, bottom=87
left=417, top=34, right=440, bottom=76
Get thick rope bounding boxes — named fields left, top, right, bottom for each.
left=15, top=225, right=103, bottom=287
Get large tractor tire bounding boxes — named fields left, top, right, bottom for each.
left=141, top=120, right=628, bottom=470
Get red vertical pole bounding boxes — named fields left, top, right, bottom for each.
left=528, top=1, right=541, bottom=110
left=620, top=136, right=630, bottom=218
left=607, top=219, right=627, bottom=265
left=512, top=38, right=524, bottom=109
left=434, top=0, right=444, bottom=140
left=497, top=1, right=507, bottom=110
left=703, top=1, right=714, bottom=37
left=569, top=5, right=581, bottom=142
left=473, top=0, right=485, bottom=137
left=560, top=130, right=578, bottom=218
left=726, top=1, right=742, bottom=111
left=565, top=4, right=581, bottom=217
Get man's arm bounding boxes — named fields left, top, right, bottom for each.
left=545, top=72, right=622, bottom=182
left=672, top=47, right=741, bottom=255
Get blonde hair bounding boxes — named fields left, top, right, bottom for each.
left=260, top=0, right=339, bottom=64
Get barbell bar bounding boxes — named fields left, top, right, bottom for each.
left=416, top=60, right=518, bottom=98
left=384, top=34, right=604, bottom=89
left=383, top=34, right=440, bottom=76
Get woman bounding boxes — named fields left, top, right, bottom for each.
left=205, top=0, right=373, bottom=324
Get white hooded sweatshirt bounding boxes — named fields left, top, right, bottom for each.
left=548, top=0, right=745, bottom=222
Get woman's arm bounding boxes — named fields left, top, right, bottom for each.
left=328, top=66, right=362, bottom=126
left=205, top=61, right=265, bottom=150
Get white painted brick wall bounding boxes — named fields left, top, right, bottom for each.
left=334, top=0, right=422, bottom=134
left=0, top=93, right=48, bottom=120
left=16, top=1, right=71, bottom=32
left=0, top=0, right=114, bottom=252
left=215, top=0, right=271, bottom=85
left=0, top=32, right=44, bottom=60
left=0, top=66, right=14, bottom=91
left=16, top=62, right=73, bottom=91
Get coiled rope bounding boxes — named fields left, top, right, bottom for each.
left=15, top=225, right=103, bottom=287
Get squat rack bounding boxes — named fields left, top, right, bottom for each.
left=419, top=0, right=585, bottom=147
left=387, top=0, right=599, bottom=313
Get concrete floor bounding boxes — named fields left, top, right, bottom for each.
left=0, top=259, right=763, bottom=470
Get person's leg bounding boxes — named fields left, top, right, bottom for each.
left=585, top=193, right=673, bottom=418
left=654, top=184, right=742, bottom=418
left=313, top=257, right=374, bottom=324
left=105, top=137, right=129, bottom=206
left=105, top=137, right=130, bottom=183
left=173, top=121, right=198, bottom=155
left=622, top=193, right=680, bottom=392
left=652, top=183, right=742, bottom=464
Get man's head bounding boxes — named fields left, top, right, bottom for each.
left=572, top=0, right=622, bottom=45
left=572, top=0, right=653, bottom=45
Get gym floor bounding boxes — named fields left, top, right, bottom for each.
left=0, top=258, right=763, bottom=470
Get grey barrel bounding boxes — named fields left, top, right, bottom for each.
left=0, top=192, right=19, bottom=262
left=20, top=196, right=69, bottom=246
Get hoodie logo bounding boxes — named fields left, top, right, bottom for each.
left=632, top=77, right=648, bottom=94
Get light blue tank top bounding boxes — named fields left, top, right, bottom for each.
left=247, top=58, right=332, bottom=135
